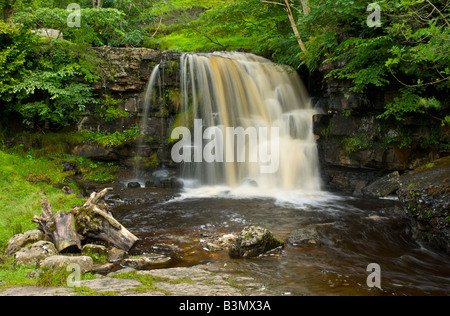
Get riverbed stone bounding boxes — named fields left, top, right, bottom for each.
left=362, top=171, right=400, bottom=197
left=229, top=226, right=283, bottom=258
left=127, top=182, right=141, bottom=188
left=107, top=247, right=128, bottom=262
left=5, top=230, right=45, bottom=257
left=122, top=254, right=171, bottom=269
left=289, top=226, right=322, bottom=247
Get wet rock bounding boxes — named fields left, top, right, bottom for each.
left=107, top=247, right=128, bottom=263
left=203, top=234, right=237, bottom=251
left=205, top=243, right=222, bottom=251
left=92, top=263, right=116, bottom=275
left=398, top=156, right=450, bottom=252
left=79, top=277, right=142, bottom=293
left=40, top=255, right=94, bottom=274
left=229, top=226, right=283, bottom=258
left=145, top=180, right=156, bottom=188
left=62, top=162, right=76, bottom=172
left=152, top=169, right=171, bottom=179
left=289, top=226, right=322, bottom=247
left=5, top=230, right=45, bottom=257
left=122, top=254, right=171, bottom=269
left=241, top=178, right=258, bottom=187
left=362, top=171, right=400, bottom=197
left=171, top=178, right=184, bottom=189
left=127, top=182, right=141, bottom=188
left=152, top=243, right=184, bottom=254
left=14, top=241, right=58, bottom=266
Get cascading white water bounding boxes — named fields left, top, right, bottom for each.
left=173, top=52, right=322, bottom=193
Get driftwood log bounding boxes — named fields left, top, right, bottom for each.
left=32, top=188, right=139, bottom=253
left=32, top=197, right=81, bottom=253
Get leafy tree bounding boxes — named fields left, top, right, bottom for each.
left=0, top=21, right=97, bottom=128
left=0, top=20, right=35, bottom=112
left=296, top=0, right=449, bottom=123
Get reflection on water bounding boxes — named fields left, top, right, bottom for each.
left=111, top=187, right=450, bottom=296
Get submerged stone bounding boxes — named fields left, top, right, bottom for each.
left=289, top=226, right=322, bottom=247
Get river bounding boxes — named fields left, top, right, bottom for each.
left=110, top=186, right=450, bottom=296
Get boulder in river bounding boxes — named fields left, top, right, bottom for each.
left=229, top=226, right=283, bottom=258
left=127, top=182, right=141, bottom=188
left=362, top=171, right=400, bottom=197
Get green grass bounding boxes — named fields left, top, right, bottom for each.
left=0, top=257, right=37, bottom=287
left=0, top=255, right=96, bottom=288
left=0, top=149, right=86, bottom=252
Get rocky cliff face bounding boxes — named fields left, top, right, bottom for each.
left=75, top=47, right=180, bottom=167
left=308, top=63, right=450, bottom=251
left=397, top=156, right=450, bottom=253
left=310, top=63, right=450, bottom=195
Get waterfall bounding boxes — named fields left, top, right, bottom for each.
left=173, top=52, right=322, bottom=192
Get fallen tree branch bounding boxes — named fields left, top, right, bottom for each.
left=33, top=190, right=139, bottom=253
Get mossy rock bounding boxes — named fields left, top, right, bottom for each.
left=229, top=226, right=283, bottom=258
left=398, top=156, right=450, bottom=252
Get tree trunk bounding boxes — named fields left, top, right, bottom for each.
left=283, top=0, right=307, bottom=53
left=1, top=2, right=15, bottom=23
left=93, top=0, right=103, bottom=9
left=33, top=189, right=139, bottom=253
left=259, top=1, right=308, bottom=52
left=52, top=211, right=82, bottom=253
left=299, top=0, right=310, bottom=15
left=32, top=198, right=82, bottom=253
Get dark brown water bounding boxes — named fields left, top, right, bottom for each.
left=110, top=187, right=450, bottom=296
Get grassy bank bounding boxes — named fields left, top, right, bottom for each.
left=0, top=149, right=86, bottom=251
left=0, top=129, right=136, bottom=251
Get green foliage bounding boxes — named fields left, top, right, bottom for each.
left=324, top=36, right=393, bottom=92
left=15, top=6, right=153, bottom=47
left=79, top=125, right=139, bottom=148
left=0, top=21, right=36, bottom=110
left=0, top=21, right=99, bottom=128
left=341, top=133, right=371, bottom=155
left=95, top=95, right=129, bottom=122
left=298, top=0, right=449, bottom=122
left=12, top=67, right=95, bottom=126
left=377, top=88, right=442, bottom=121
left=149, top=0, right=297, bottom=65
left=82, top=163, right=119, bottom=184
